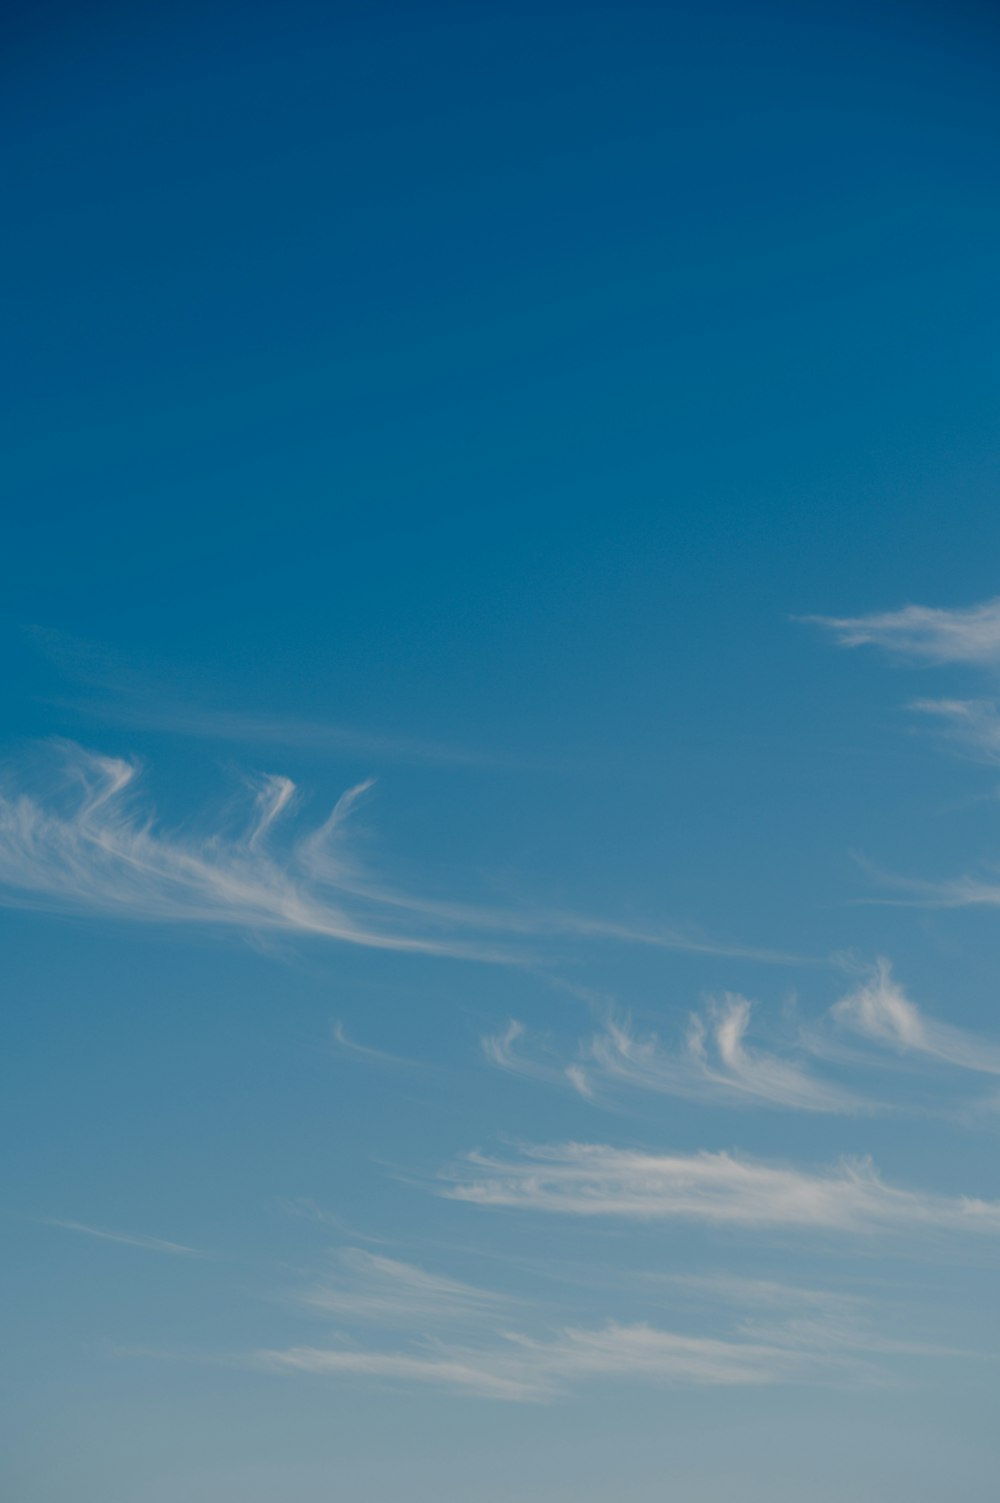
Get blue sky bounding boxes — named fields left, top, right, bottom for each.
left=3, top=2, right=1000, bottom=1498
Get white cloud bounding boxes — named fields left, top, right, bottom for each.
left=202, top=1248, right=983, bottom=1401
left=293, top=1248, right=510, bottom=1326
left=848, top=857, right=1000, bottom=916
left=533, top=914, right=811, bottom=965
left=255, top=1316, right=870, bottom=1401
left=482, top=1019, right=540, bottom=1074
left=0, top=742, right=800, bottom=966
left=256, top=1341, right=543, bottom=1400
left=441, top=1141, right=1000, bottom=1233
left=803, top=598, right=1000, bottom=664
left=256, top=1272, right=971, bottom=1400
left=590, top=999, right=865, bottom=1113
left=483, top=999, right=865, bottom=1113
left=331, top=1021, right=418, bottom=1068
left=0, top=744, right=493, bottom=957
left=482, top=1020, right=594, bottom=1098
left=910, top=698, right=1000, bottom=762
left=641, top=1271, right=865, bottom=1316
left=38, top=1217, right=203, bottom=1256
left=832, top=960, right=1000, bottom=1076
left=564, top=1064, right=596, bottom=1099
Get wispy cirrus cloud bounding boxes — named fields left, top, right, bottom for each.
left=35, top=1217, right=203, bottom=1256
left=856, top=860, right=1000, bottom=913
left=0, top=741, right=804, bottom=966
left=803, top=597, right=1000, bottom=926
left=482, top=1020, right=594, bottom=1099
left=643, top=1271, right=971, bottom=1359
left=331, top=1021, right=420, bottom=1069
left=256, top=1270, right=969, bottom=1400
left=263, top=1244, right=857, bottom=1399
left=801, top=595, right=1000, bottom=797
left=0, top=743, right=505, bottom=960
left=802, top=598, right=1000, bottom=665
left=291, top=1248, right=511, bottom=1326
left=589, top=998, right=866, bottom=1113
left=255, top=1318, right=857, bottom=1401
left=640, top=1271, right=866, bottom=1316
left=484, top=998, right=867, bottom=1114
left=137, top=1241, right=981, bottom=1401
left=440, top=1141, right=1000, bottom=1234
left=832, top=960, right=1000, bottom=1076
left=909, top=698, right=1000, bottom=762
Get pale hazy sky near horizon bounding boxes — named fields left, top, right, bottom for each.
left=4, top=3, right=1000, bottom=1499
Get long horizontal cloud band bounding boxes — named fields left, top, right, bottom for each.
left=0, top=742, right=800, bottom=964
left=251, top=1244, right=972, bottom=1403
left=441, top=1143, right=1000, bottom=1233
left=256, top=1319, right=863, bottom=1401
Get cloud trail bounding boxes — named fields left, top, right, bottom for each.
left=38, top=1217, right=202, bottom=1256
left=0, top=741, right=803, bottom=965
left=331, top=1021, right=419, bottom=1068
left=292, top=1248, right=511, bottom=1326
left=441, top=1142, right=1000, bottom=1233
left=909, top=698, right=1000, bottom=762
left=255, top=1317, right=875, bottom=1401
left=484, top=999, right=866, bottom=1113
left=802, top=598, right=1000, bottom=665
left=0, top=744, right=502, bottom=958
left=482, top=1020, right=594, bottom=1098
left=833, top=960, right=1000, bottom=1076
left=589, top=999, right=865, bottom=1113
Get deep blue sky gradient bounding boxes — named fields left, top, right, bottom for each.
left=3, top=4, right=1000, bottom=1499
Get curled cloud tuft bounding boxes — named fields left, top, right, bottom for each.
left=0, top=742, right=797, bottom=966
left=331, top=1021, right=419, bottom=1068
left=482, top=1020, right=594, bottom=1099
left=0, top=744, right=485, bottom=956
left=484, top=999, right=866, bottom=1114
left=833, top=960, right=1000, bottom=1077
left=440, top=1141, right=1000, bottom=1234
left=591, top=998, right=865, bottom=1113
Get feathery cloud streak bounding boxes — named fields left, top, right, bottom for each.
left=803, top=598, right=1000, bottom=665
left=805, top=597, right=1000, bottom=910
left=833, top=960, right=1000, bottom=1076
left=257, top=1271, right=967, bottom=1400
left=0, top=744, right=500, bottom=959
left=0, top=741, right=803, bottom=964
left=441, top=1142, right=1000, bottom=1233
left=482, top=1020, right=595, bottom=1099
left=330, top=1021, right=420, bottom=1068
left=292, top=1248, right=511, bottom=1326
left=591, top=999, right=865, bottom=1112
left=485, top=999, right=866, bottom=1113
left=255, top=1318, right=856, bottom=1400
left=37, top=1217, right=203, bottom=1256
left=909, top=698, right=1000, bottom=762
